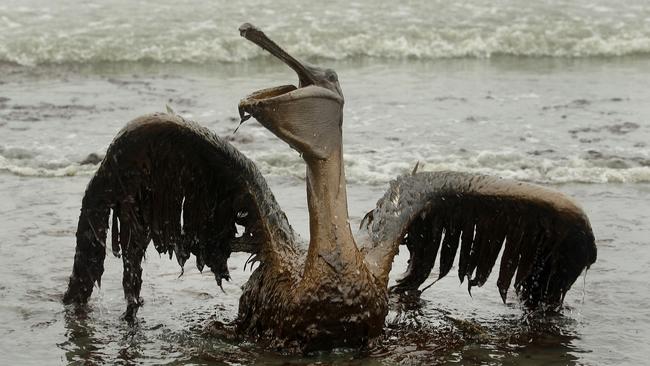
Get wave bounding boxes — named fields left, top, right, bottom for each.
left=0, top=150, right=98, bottom=177
left=2, top=31, right=649, bottom=66
left=2, top=0, right=650, bottom=66
left=4, top=147, right=650, bottom=185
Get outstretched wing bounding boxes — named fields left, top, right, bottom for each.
left=359, top=171, right=596, bottom=308
left=63, top=113, right=298, bottom=304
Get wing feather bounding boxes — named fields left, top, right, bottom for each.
left=437, top=210, right=461, bottom=280
left=63, top=113, right=297, bottom=305
left=359, top=171, right=596, bottom=309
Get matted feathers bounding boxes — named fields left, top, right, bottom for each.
left=361, top=171, right=596, bottom=309
left=63, top=113, right=297, bottom=304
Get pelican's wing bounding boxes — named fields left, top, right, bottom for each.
left=63, top=113, right=298, bottom=304
left=359, top=171, right=596, bottom=308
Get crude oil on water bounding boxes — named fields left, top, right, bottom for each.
left=1, top=0, right=649, bottom=364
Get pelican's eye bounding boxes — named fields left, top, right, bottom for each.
left=326, top=70, right=338, bottom=82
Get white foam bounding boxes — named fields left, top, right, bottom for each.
left=2, top=11, right=650, bottom=65
left=4, top=147, right=650, bottom=185
left=0, top=155, right=97, bottom=177
left=244, top=149, right=650, bottom=185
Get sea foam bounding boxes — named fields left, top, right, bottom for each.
left=4, top=147, right=649, bottom=185
left=1, top=0, right=649, bottom=65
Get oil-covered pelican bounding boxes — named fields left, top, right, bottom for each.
left=63, top=23, right=597, bottom=349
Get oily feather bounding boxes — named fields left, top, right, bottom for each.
left=63, top=113, right=298, bottom=305
left=360, top=171, right=596, bottom=309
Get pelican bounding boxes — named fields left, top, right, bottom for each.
left=63, top=23, right=597, bottom=350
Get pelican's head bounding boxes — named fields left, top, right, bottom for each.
left=238, top=23, right=344, bottom=160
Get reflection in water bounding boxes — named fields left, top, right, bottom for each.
left=58, top=295, right=582, bottom=365
left=374, top=295, right=581, bottom=365
left=60, top=308, right=105, bottom=364
left=446, top=310, right=581, bottom=365
left=61, top=307, right=148, bottom=365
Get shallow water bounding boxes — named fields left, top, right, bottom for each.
left=1, top=57, right=649, bottom=365
left=1, top=1, right=650, bottom=363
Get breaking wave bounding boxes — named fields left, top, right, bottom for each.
left=4, top=147, right=650, bottom=185
left=2, top=29, right=649, bottom=66
left=0, top=149, right=98, bottom=177
left=1, top=0, right=650, bottom=65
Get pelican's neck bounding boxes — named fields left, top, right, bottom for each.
left=302, top=143, right=359, bottom=277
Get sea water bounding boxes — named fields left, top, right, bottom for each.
left=1, top=0, right=649, bottom=364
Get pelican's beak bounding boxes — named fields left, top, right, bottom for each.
left=238, top=23, right=317, bottom=88
left=238, top=23, right=343, bottom=160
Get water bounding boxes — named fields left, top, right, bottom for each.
left=2, top=0, right=650, bottom=64
left=1, top=1, right=649, bottom=364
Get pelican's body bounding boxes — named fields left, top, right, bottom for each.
left=63, top=24, right=597, bottom=350
left=236, top=113, right=388, bottom=346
